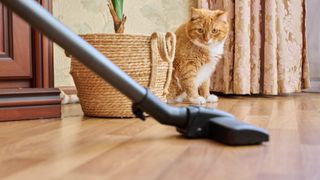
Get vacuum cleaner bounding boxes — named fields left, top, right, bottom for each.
left=1, top=0, right=269, bottom=146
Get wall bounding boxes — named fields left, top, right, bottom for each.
left=53, top=0, right=197, bottom=87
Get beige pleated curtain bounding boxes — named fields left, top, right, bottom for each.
left=199, top=0, right=310, bottom=95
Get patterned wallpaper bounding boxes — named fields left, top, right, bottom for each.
left=53, top=0, right=197, bottom=87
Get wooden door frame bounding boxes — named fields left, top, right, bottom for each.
left=33, top=0, right=54, bottom=88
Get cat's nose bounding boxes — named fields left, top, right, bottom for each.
left=203, top=36, right=211, bottom=43
left=203, top=39, right=211, bottom=45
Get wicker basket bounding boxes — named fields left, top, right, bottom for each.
left=70, top=32, right=176, bottom=117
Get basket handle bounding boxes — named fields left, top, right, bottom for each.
left=150, top=32, right=176, bottom=95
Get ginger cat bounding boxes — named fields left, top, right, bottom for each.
left=167, top=8, right=229, bottom=104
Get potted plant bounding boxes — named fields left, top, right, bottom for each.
left=70, top=0, right=176, bottom=118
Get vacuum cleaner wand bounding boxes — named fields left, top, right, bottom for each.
left=1, top=0, right=269, bottom=145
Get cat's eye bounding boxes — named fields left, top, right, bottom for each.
left=197, top=28, right=204, bottom=34
left=212, top=29, right=219, bottom=34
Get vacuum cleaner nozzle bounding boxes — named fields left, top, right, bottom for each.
left=177, top=106, right=269, bottom=145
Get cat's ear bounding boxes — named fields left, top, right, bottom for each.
left=191, top=7, right=201, bottom=21
left=216, top=11, right=228, bottom=22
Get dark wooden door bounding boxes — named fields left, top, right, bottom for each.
left=0, top=0, right=61, bottom=121
left=0, top=4, right=32, bottom=88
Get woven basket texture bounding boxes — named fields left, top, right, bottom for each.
left=71, top=32, right=176, bottom=117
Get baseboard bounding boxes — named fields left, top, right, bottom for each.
left=303, top=80, right=320, bottom=93
left=0, top=88, right=61, bottom=121
left=310, top=77, right=320, bottom=81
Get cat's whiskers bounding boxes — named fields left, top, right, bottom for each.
left=189, top=39, right=207, bottom=49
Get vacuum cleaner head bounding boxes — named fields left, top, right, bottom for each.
left=177, top=106, right=269, bottom=145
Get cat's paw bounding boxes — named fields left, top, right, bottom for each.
left=207, top=94, right=219, bottom=103
left=189, top=96, right=206, bottom=104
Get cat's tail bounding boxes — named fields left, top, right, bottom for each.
left=166, top=74, right=185, bottom=103
left=60, top=91, right=79, bottom=105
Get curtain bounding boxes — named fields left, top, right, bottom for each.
left=199, top=0, right=310, bottom=95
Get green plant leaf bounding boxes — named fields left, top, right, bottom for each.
left=112, top=0, right=124, bottom=21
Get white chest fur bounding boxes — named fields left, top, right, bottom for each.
left=195, top=42, right=224, bottom=87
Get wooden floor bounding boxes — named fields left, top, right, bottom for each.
left=0, top=92, right=320, bottom=180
